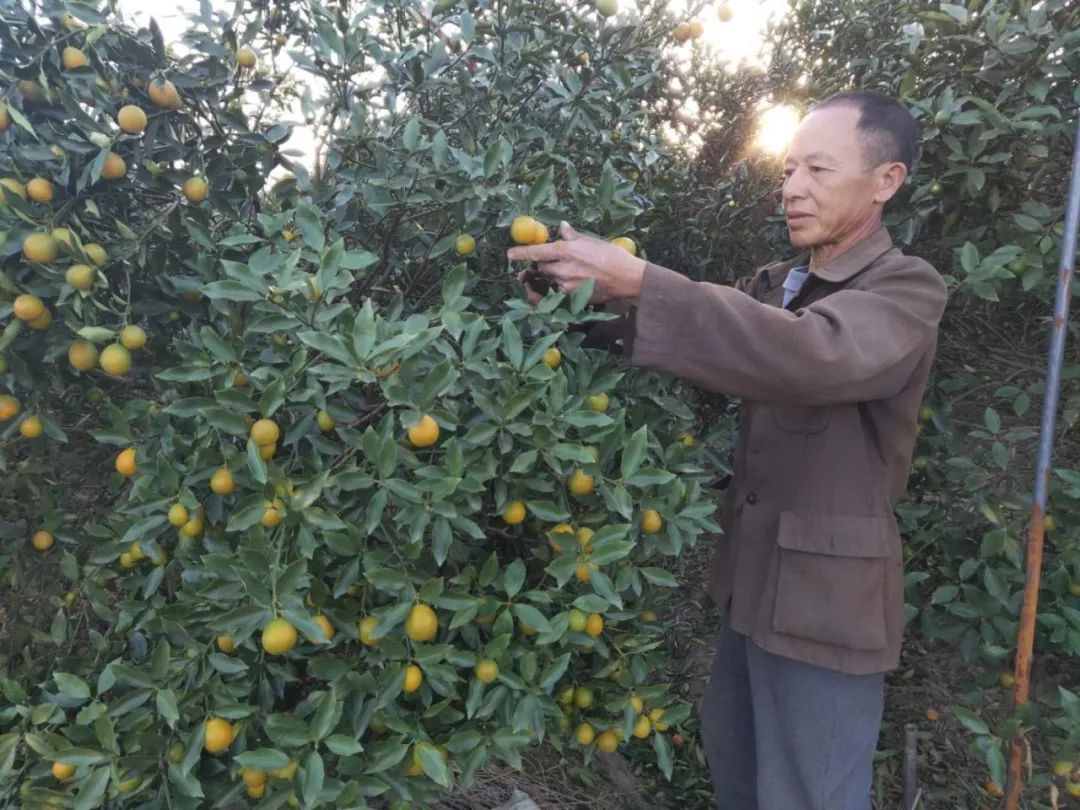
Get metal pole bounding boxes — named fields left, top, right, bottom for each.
left=903, top=723, right=918, bottom=810
left=1004, top=115, right=1080, bottom=809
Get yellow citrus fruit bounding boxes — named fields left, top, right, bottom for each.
left=0, top=395, right=22, bottom=420
left=575, top=723, right=595, bottom=746
left=51, top=761, right=76, bottom=780
left=531, top=220, right=549, bottom=244
left=182, top=177, right=208, bottom=203
left=203, top=717, right=235, bottom=753
left=542, top=347, right=562, bottom=369
left=577, top=527, right=594, bottom=547
left=101, top=152, right=127, bottom=180
left=117, top=104, right=147, bottom=134
left=633, top=715, right=652, bottom=739
left=574, top=687, right=594, bottom=708
left=596, top=0, right=617, bottom=15
left=630, top=695, right=645, bottom=714
left=568, top=469, right=595, bottom=497
left=640, top=610, right=658, bottom=622
left=640, top=509, right=663, bottom=534
left=403, top=664, right=423, bottom=693
left=56, top=228, right=79, bottom=249
left=717, top=3, right=733, bottom=21
left=237, top=46, right=258, bottom=68
left=689, top=19, right=704, bottom=38
left=26, top=178, right=54, bottom=203
left=1067, top=781, right=1080, bottom=798
left=503, top=500, right=527, bottom=525
left=408, top=414, right=440, bottom=447
left=1000, top=672, right=1015, bottom=688
left=13, top=294, right=44, bottom=321
left=575, top=561, right=593, bottom=582
left=405, top=603, right=439, bottom=642
left=216, top=635, right=236, bottom=653
left=17, top=80, right=44, bottom=102
left=1070, top=582, right=1080, bottom=597
left=454, top=233, right=476, bottom=256
left=61, top=47, right=88, bottom=69
left=272, top=760, right=299, bottom=780
left=568, top=609, right=588, bottom=632
left=1044, top=514, right=1056, bottom=532
left=316, top=409, right=335, bottom=432
left=210, top=467, right=235, bottom=495
left=84, top=243, right=108, bottom=266
left=100, top=344, right=132, bottom=375
left=241, top=768, right=267, bottom=787
left=281, top=228, right=297, bottom=242
left=985, top=781, right=1004, bottom=798
left=475, top=659, right=499, bottom=683
left=119, top=551, right=136, bottom=568
left=168, top=504, right=189, bottom=526
left=597, top=730, right=619, bottom=753
left=510, top=215, right=538, bottom=244
left=148, top=78, right=181, bottom=109
left=259, top=442, right=276, bottom=460
left=66, top=264, right=96, bottom=291
left=586, top=613, right=604, bottom=638
left=32, top=530, right=54, bottom=552
left=588, top=393, right=610, bottom=412
left=261, top=618, right=298, bottom=655
left=19, top=415, right=43, bottom=438
left=120, top=325, right=147, bottom=350
left=358, top=616, right=379, bottom=646
left=27, top=308, right=52, bottom=330
left=244, top=782, right=265, bottom=799
left=681, top=433, right=695, bottom=447
left=261, top=503, right=284, bottom=528
left=673, top=22, right=691, bottom=42
left=181, top=513, right=205, bottom=537
left=115, top=447, right=137, bottom=476
left=610, top=236, right=636, bottom=255
left=519, top=621, right=536, bottom=636
left=251, top=418, right=280, bottom=446
left=312, top=614, right=334, bottom=641
left=22, top=233, right=58, bottom=263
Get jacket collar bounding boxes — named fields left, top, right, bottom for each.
left=763, top=226, right=895, bottom=290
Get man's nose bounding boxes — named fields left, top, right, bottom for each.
left=782, top=169, right=806, bottom=202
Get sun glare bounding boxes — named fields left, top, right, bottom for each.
left=755, top=104, right=801, bottom=156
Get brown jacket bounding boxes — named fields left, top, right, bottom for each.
left=626, top=227, right=947, bottom=675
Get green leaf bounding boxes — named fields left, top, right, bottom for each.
left=403, top=117, right=422, bottom=151
left=503, top=559, right=526, bottom=598
left=639, top=567, right=678, bottom=587
left=620, top=425, right=648, bottom=479
left=156, top=688, right=179, bottom=728
left=73, top=767, right=110, bottom=810
left=512, top=603, right=550, bottom=633
left=53, top=673, right=91, bottom=700
left=653, top=732, right=674, bottom=780
left=418, top=742, right=452, bottom=787
left=953, top=706, right=990, bottom=736
left=296, top=202, right=326, bottom=252
left=300, top=750, right=325, bottom=806
left=236, top=749, right=291, bottom=771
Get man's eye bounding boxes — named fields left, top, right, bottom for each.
left=809, top=166, right=826, bottom=173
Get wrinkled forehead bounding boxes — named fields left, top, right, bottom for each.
left=786, top=105, right=864, bottom=164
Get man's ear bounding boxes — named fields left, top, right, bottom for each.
left=874, top=162, right=908, bottom=205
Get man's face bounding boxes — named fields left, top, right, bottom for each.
left=782, top=105, right=888, bottom=250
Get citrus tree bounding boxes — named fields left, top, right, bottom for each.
left=0, top=0, right=733, bottom=807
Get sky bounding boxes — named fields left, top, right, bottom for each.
left=113, top=0, right=798, bottom=162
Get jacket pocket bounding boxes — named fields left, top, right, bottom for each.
left=771, top=511, right=892, bottom=651
left=771, top=404, right=831, bottom=434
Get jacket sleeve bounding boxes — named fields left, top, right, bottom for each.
left=626, top=259, right=947, bottom=406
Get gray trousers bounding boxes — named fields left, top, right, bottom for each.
left=701, top=624, right=885, bottom=810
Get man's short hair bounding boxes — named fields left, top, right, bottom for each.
left=813, top=90, right=919, bottom=173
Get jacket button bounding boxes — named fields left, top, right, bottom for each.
left=745, top=492, right=759, bottom=505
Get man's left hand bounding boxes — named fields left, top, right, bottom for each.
left=507, top=222, right=646, bottom=305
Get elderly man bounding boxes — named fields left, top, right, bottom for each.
left=508, top=90, right=947, bottom=809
